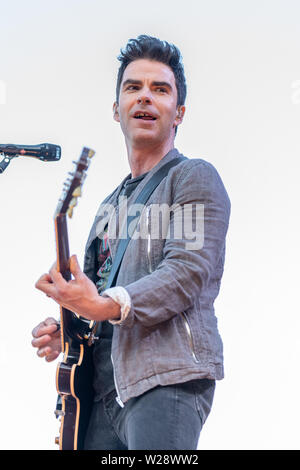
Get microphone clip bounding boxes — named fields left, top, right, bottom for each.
left=0, top=152, right=19, bottom=174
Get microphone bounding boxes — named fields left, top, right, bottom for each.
left=0, top=143, right=61, bottom=162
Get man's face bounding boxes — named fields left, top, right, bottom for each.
left=113, top=59, right=185, bottom=147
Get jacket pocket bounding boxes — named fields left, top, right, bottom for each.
left=180, top=312, right=200, bottom=364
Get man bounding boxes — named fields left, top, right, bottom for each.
left=31, top=35, right=231, bottom=450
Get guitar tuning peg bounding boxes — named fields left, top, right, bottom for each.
left=67, top=206, right=73, bottom=218
left=67, top=196, right=78, bottom=218
left=72, top=186, right=81, bottom=198
left=70, top=196, right=78, bottom=207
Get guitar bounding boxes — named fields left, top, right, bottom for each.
left=53, top=147, right=97, bottom=450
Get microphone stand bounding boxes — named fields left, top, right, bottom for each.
left=0, top=153, right=19, bottom=173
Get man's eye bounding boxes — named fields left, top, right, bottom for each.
left=156, top=88, right=167, bottom=93
left=127, top=85, right=139, bottom=91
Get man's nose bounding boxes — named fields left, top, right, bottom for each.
left=137, top=91, right=152, bottom=105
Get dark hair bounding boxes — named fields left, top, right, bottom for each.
left=115, top=35, right=187, bottom=107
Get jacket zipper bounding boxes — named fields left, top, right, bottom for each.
left=111, top=205, right=151, bottom=408
left=111, top=353, right=124, bottom=408
left=146, top=206, right=153, bottom=273
left=181, top=312, right=200, bottom=364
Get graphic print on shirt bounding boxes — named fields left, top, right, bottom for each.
left=96, top=226, right=112, bottom=293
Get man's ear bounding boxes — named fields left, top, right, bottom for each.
left=174, top=105, right=186, bottom=128
left=113, top=102, right=120, bottom=122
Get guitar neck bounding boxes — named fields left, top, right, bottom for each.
left=54, top=210, right=95, bottom=347
left=55, top=214, right=71, bottom=280
left=54, top=213, right=74, bottom=351
left=53, top=146, right=96, bottom=348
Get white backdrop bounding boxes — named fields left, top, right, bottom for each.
left=0, top=0, right=299, bottom=450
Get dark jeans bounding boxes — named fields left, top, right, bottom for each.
left=84, top=379, right=215, bottom=450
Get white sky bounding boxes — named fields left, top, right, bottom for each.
left=0, top=0, right=299, bottom=450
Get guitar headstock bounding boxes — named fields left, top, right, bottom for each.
left=55, top=147, right=95, bottom=219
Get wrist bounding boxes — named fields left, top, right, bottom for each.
left=97, top=296, right=121, bottom=322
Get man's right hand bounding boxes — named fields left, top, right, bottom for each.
left=31, top=317, right=62, bottom=362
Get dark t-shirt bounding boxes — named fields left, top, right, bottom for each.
left=92, top=171, right=147, bottom=401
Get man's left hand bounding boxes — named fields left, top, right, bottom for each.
left=35, top=255, right=120, bottom=322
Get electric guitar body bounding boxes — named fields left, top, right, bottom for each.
left=55, top=333, right=94, bottom=450
left=53, top=147, right=97, bottom=450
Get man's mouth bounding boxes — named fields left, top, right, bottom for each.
left=133, top=112, right=157, bottom=120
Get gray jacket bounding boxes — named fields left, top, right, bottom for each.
left=84, top=148, right=231, bottom=404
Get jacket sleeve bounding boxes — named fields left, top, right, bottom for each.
left=118, top=160, right=231, bottom=329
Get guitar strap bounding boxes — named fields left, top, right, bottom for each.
left=106, top=155, right=187, bottom=289
left=93, top=155, right=187, bottom=339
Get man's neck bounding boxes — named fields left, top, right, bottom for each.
left=126, top=139, right=175, bottom=178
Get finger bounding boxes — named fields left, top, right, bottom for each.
left=32, top=320, right=53, bottom=338
left=32, top=319, right=59, bottom=338
left=35, top=273, right=56, bottom=296
left=32, top=333, right=54, bottom=348
left=31, top=321, right=45, bottom=338
left=41, top=320, right=60, bottom=334
left=45, top=350, right=60, bottom=362
left=37, top=346, right=52, bottom=358
left=49, top=263, right=63, bottom=281
left=32, top=335, right=49, bottom=348
left=43, top=317, right=59, bottom=328
left=69, top=254, right=84, bottom=279
left=48, top=265, right=68, bottom=292
left=35, top=273, right=52, bottom=285
left=70, top=255, right=83, bottom=279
